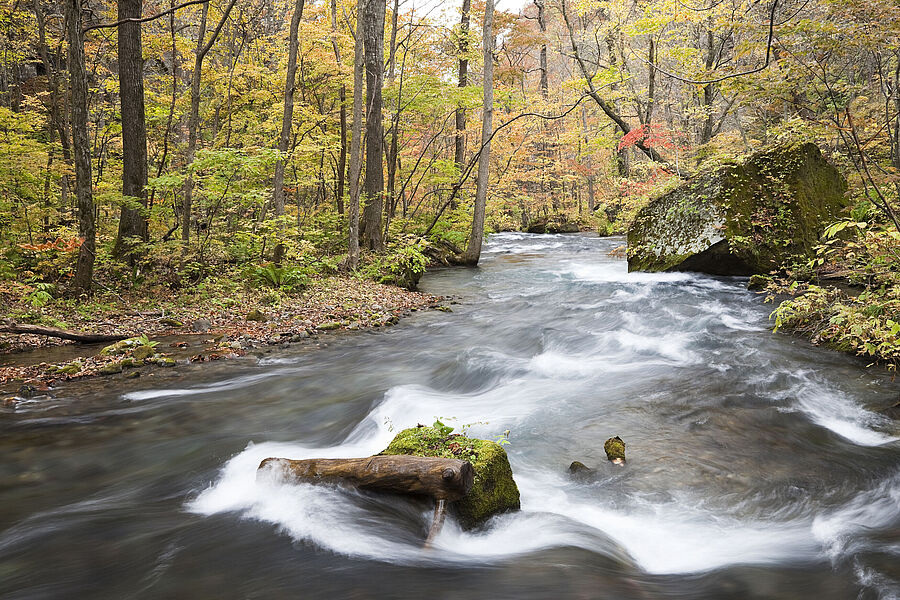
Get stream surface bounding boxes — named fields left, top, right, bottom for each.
left=2, top=233, right=900, bottom=599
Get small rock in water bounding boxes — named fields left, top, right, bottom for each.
left=604, top=436, right=626, bottom=465
left=16, top=384, right=38, bottom=399
left=568, top=460, right=593, bottom=476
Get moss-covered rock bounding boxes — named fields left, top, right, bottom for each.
left=627, top=142, right=848, bottom=275
left=381, top=424, right=520, bottom=529
left=98, top=362, right=123, bottom=375
left=604, top=436, right=626, bottom=463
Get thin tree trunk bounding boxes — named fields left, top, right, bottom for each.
left=347, top=0, right=365, bottom=269
left=114, top=0, right=150, bottom=262
left=454, top=0, right=470, bottom=185
left=181, top=0, right=236, bottom=247
left=462, top=0, right=494, bottom=266
left=535, top=0, right=547, bottom=98
left=331, top=0, right=346, bottom=214
left=360, top=0, right=385, bottom=251
left=387, top=0, right=399, bottom=80
left=272, top=0, right=306, bottom=217
left=66, top=0, right=95, bottom=293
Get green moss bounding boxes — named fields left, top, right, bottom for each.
left=382, top=425, right=520, bottom=529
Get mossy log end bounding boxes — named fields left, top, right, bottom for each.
left=258, top=455, right=475, bottom=501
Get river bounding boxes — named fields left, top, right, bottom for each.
left=2, top=232, right=900, bottom=599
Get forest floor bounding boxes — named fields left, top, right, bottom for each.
left=0, top=276, right=448, bottom=397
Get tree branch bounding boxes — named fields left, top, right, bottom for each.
left=83, top=0, right=209, bottom=33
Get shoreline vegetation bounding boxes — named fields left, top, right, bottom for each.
left=1, top=275, right=447, bottom=398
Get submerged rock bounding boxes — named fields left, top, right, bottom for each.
left=568, top=460, right=593, bottom=477
left=381, top=424, right=520, bottom=529
left=627, top=143, right=848, bottom=275
left=604, top=436, right=626, bottom=464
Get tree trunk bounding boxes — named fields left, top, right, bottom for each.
left=331, top=0, right=346, bottom=214
left=462, top=0, right=494, bottom=266
left=535, top=0, right=548, bottom=98
left=181, top=0, right=236, bottom=247
left=387, top=0, right=399, bottom=80
left=347, top=0, right=365, bottom=269
left=259, top=455, right=475, bottom=501
left=114, top=0, right=149, bottom=262
left=66, top=0, right=95, bottom=293
left=454, top=0, right=470, bottom=177
left=360, top=0, right=385, bottom=251
left=272, top=0, right=306, bottom=217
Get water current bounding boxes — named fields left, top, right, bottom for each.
left=2, top=233, right=900, bottom=599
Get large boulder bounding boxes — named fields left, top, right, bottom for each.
left=382, top=423, right=520, bottom=529
left=627, top=143, right=848, bottom=275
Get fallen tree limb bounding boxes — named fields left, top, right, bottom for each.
left=258, top=455, right=475, bottom=501
left=424, top=498, right=447, bottom=549
left=0, top=320, right=129, bottom=343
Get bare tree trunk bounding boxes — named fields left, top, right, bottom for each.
left=347, top=0, right=365, bottom=269
left=387, top=0, right=399, bottom=80
left=331, top=0, right=346, bottom=214
left=646, top=37, right=656, bottom=125
left=34, top=0, right=72, bottom=207
left=700, top=29, right=716, bottom=144
left=581, top=106, right=595, bottom=212
left=452, top=0, right=470, bottom=210
left=181, top=0, right=236, bottom=247
left=66, top=0, right=95, bottom=293
left=360, top=0, right=385, bottom=251
left=114, top=0, right=149, bottom=262
left=535, top=0, right=547, bottom=98
left=272, top=0, right=306, bottom=217
left=462, top=0, right=494, bottom=266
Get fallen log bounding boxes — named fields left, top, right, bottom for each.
left=0, top=320, right=128, bottom=343
left=258, top=455, right=475, bottom=501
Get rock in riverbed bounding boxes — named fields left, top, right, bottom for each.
left=627, top=142, right=848, bottom=275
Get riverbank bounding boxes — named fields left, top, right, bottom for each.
left=1, top=276, right=446, bottom=395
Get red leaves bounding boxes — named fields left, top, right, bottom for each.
left=617, top=124, right=687, bottom=152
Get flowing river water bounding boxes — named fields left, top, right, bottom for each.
left=2, top=233, right=900, bottom=599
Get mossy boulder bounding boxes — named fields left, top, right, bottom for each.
left=381, top=424, right=520, bottom=529
left=627, top=142, right=848, bottom=275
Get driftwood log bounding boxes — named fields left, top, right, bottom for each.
left=0, top=319, right=128, bottom=343
left=258, top=455, right=475, bottom=501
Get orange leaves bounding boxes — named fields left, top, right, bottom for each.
left=18, top=236, right=82, bottom=253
